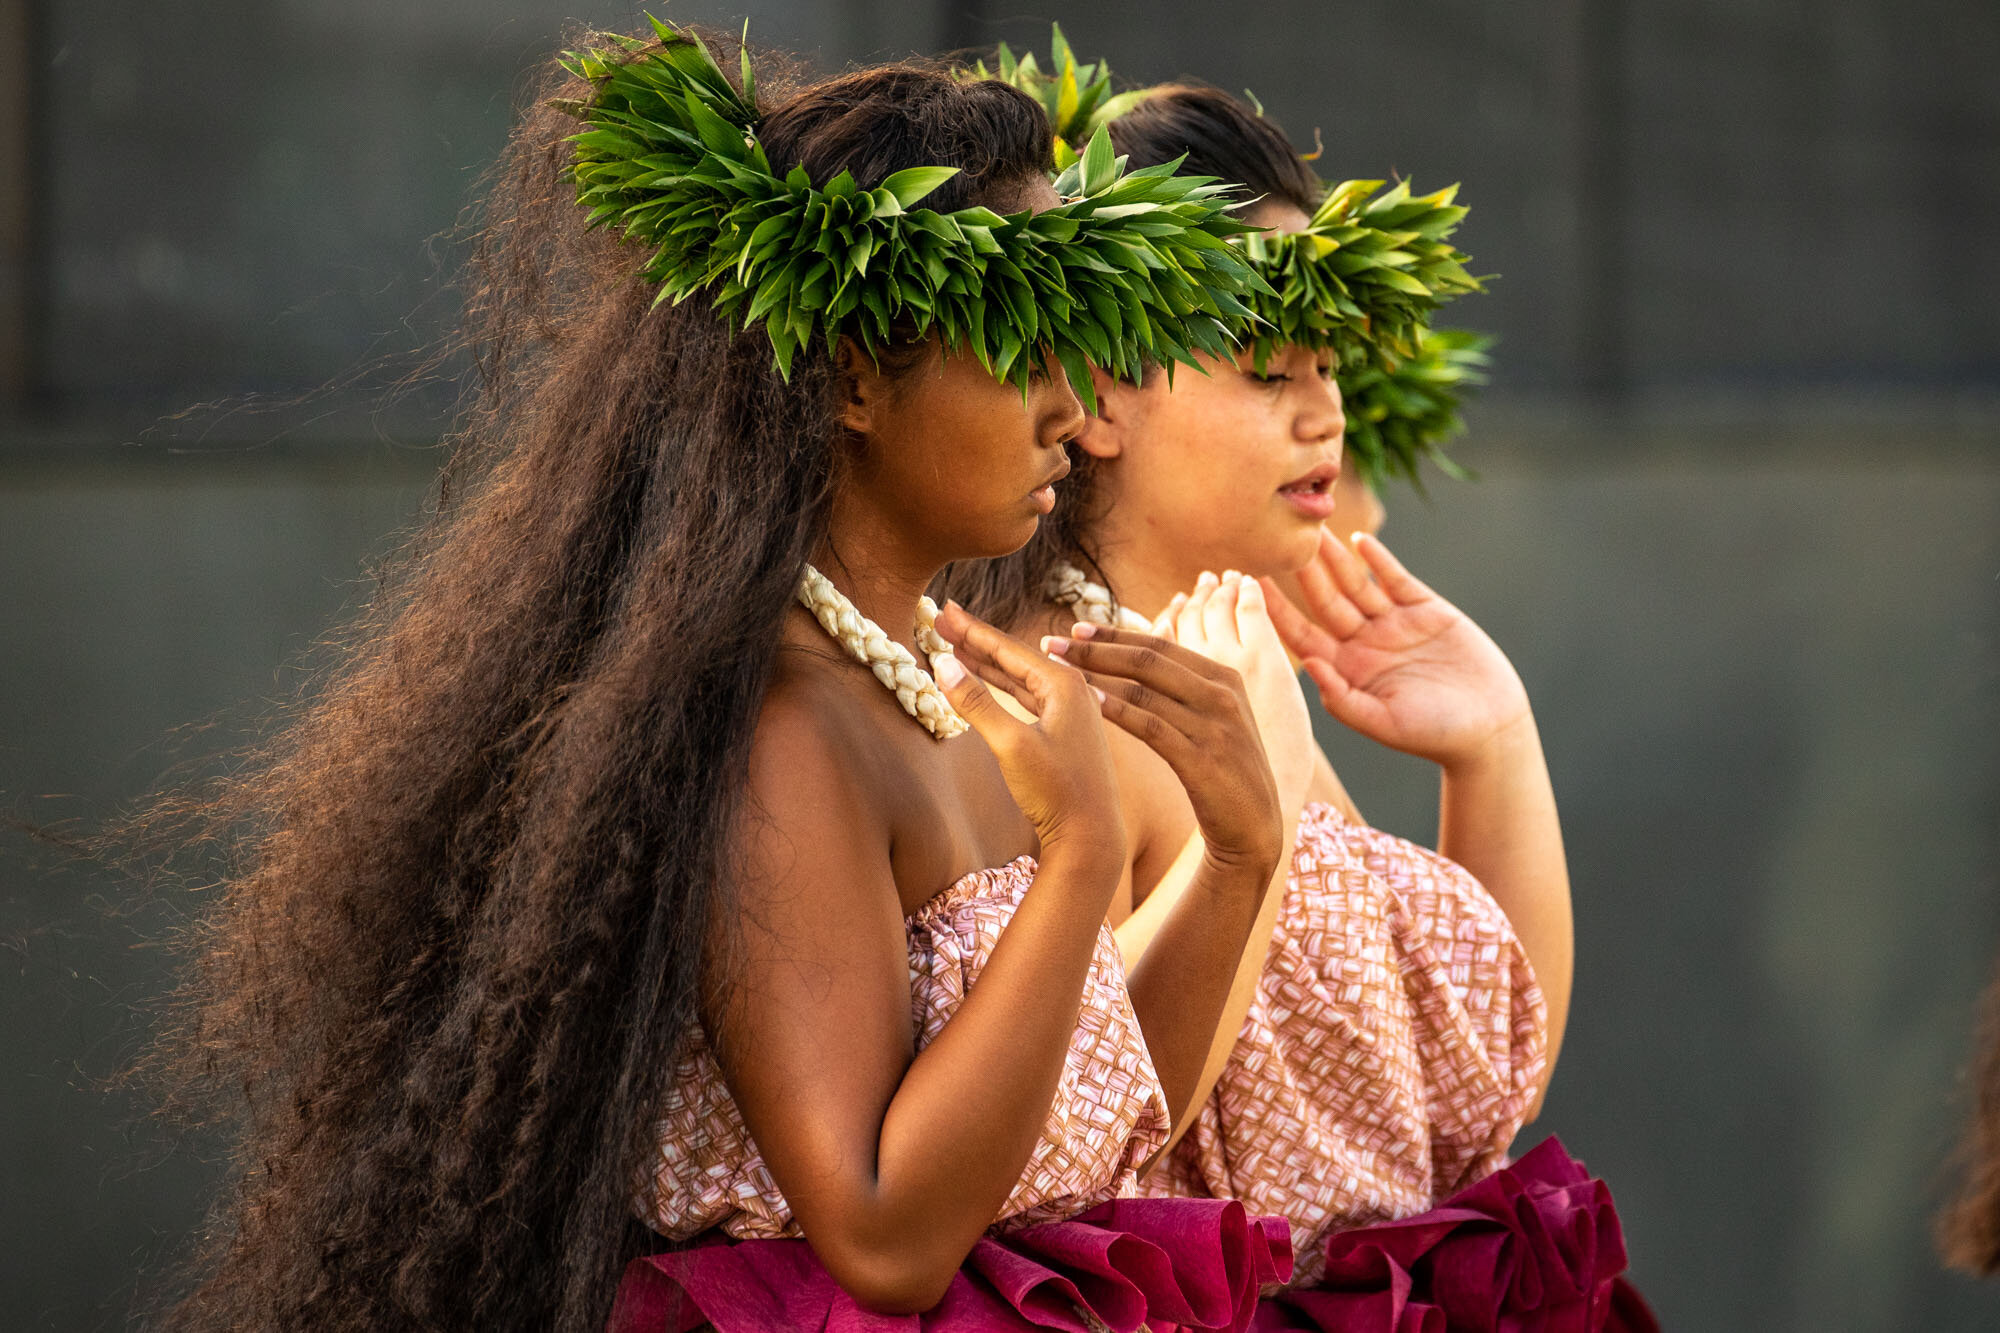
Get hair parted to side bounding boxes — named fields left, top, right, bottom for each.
left=137, top=27, right=1054, bottom=1333
left=936, top=81, right=1315, bottom=630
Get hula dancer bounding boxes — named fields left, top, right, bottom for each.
left=945, top=33, right=1658, bottom=1330
left=144, top=21, right=1313, bottom=1332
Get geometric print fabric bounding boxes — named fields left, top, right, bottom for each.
left=1139, top=803, right=1547, bottom=1287
left=642, top=856, right=1173, bottom=1240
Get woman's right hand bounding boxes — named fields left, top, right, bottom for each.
left=931, top=601, right=1126, bottom=867
left=1151, top=572, right=1318, bottom=818
left=1040, top=600, right=1284, bottom=877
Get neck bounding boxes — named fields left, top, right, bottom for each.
left=1081, top=518, right=1216, bottom=623
left=812, top=515, right=939, bottom=657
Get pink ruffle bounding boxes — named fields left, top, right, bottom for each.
left=610, top=1196, right=1293, bottom=1333
left=1256, top=1138, right=1660, bottom=1333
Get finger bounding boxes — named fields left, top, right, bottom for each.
left=932, top=652, right=1031, bottom=745
left=948, top=641, right=1046, bottom=716
left=1177, top=571, right=1219, bottom=644
left=1203, top=571, right=1243, bottom=649
left=1074, top=667, right=1203, bottom=746
left=1301, top=655, right=1392, bottom=737
left=1054, top=637, right=1227, bottom=732
left=1057, top=623, right=1233, bottom=686
left=1150, top=592, right=1188, bottom=639
left=1258, top=576, right=1341, bottom=659
left=1090, top=687, right=1199, bottom=768
left=1325, top=530, right=1393, bottom=616
left=942, top=615, right=1040, bottom=699
left=1233, top=573, right=1273, bottom=641
left=1352, top=532, right=1437, bottom=606
left=937, top=602, right=1077, bottom=714
left=1293, top=549, right=1367, bottom=638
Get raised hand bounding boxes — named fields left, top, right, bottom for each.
left=1260, top=529, right=1532, bottom=767
left=931, top=601, right=1125, bottom=865
left=1152, top=571, right=1316, bottom=816
left=1041, top=606, right=1284, bottom=877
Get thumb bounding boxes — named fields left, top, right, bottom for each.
left=932, top=652, right=1016, bottom=746
left=1303, top=656, right=1388, bottom=738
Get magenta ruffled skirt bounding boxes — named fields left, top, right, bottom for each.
left=1257, top=1137, right=1659, bottom=1333
left=610, top=1196, right=1293, bottom=1333
left=610, top=1139, right=1656, bottom=1333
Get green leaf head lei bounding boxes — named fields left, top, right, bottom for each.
left=974, top=28, right=1495, bottom=489
left=553, top=17, right=1276, bottom=412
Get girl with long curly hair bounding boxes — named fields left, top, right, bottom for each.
left=139, top=23, right=1311, bottom=1332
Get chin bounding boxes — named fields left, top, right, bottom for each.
left=1258, top=522, right=1324, bottom=576
left=975, top=513, right=1044, bottom=561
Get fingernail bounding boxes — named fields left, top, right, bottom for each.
left=1222, top=569, right=1243, bottom=582
left=934, top=654, right=966, bottom=686
left=1090, top=685, right=1107, bottom=703
left=1071, top=622, right=1097, bottom=639
left=1041, top=635, right=1070, bottom=656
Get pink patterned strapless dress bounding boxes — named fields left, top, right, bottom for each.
left=1142, top=803, right=1657, bottom=1331
left=612, top=856, right=1292, bottom=1333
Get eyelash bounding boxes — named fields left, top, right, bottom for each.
left=1250, top=364, right=1336, bottom=386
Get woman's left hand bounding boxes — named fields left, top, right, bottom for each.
left=1260, top=529, right=1532, bottom=768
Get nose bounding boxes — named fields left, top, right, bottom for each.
left=1300, top=368, right=1345, bottom=449
left=1042, top=352, right=1089, bottom=445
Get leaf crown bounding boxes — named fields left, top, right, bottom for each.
left=974, top=26, right=1493, bottom=488
left=554, top=17, right=1275, bottom=410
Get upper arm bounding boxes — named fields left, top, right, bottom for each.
left=709, top=685, right=915, bottom=1238
left=1105, top=724, right=1189, bottom=918
left=1305, top=742, right=1365, bottom=825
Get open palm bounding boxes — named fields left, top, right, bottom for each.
left=1260, top=530, right=1531, bottom=766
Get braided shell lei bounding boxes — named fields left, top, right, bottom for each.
left=796, top=564, right=969, bottom=740
left=1046, top=563, right=1152, bottom=631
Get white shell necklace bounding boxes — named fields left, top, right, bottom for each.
left=1047, top=563, right=1152, bottom=631
left=796, top=563, right=969, bottom=740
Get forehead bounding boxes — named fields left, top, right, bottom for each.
left=1244, top=199, right=1311, bottom=235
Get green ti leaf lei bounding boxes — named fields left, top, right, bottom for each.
left=1340, top=326, right=1490, bottom=492
left=1237, top=177, right=1481, bottom=376
left=961, top=24, right=1150, bottom=173
left=554, top=17, right=1272, bottom=411
left=974, top=28, right=1493, bottom=488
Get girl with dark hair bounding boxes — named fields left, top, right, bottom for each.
left=945, top=50, right=1656, bottom=1330
left=141, top=23, right=1307, bottom=1333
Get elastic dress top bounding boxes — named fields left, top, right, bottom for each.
left=617, top=856, right=1292, bottom=1333
left=1141, top=801, right=1550, bottom=1287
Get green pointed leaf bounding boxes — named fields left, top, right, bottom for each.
left=877, top=166, right=961, bottom=208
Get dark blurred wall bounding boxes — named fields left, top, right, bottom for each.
left=3, top=3, right=1996, bottom=1329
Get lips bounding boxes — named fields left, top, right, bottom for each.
left=1278, top=460, right=1340, bottom=520
left=1277, top=461, right=1339, bottom=497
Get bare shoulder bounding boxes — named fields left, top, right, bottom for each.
left=736, top=652, right=894, bottom=911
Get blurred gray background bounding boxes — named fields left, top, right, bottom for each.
left=2, top=1, right=1995, bottom=1328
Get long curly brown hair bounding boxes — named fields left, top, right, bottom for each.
left=136, top=28, right=1053, bottom=1332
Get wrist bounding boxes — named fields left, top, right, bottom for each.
left=1439, top=711, right=1542, bottom=780
left=1037, top=821, right=1128, bottom=888
left=1198, top=830, right=1282, bottom=889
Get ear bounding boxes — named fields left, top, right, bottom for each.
left=1073, top=364, right=1137, bottom=462
left=835, top=336, right=885, bottom=436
